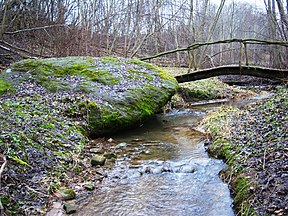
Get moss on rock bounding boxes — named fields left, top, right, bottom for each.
left=1, top=56, right=177, bottom=136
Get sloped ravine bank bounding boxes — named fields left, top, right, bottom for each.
left=0, top=56, right=178, bottom=215
left=202, top=86, right=288, bottom=216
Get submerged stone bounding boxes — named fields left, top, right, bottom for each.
left=0, top=56, right=178, bottom=136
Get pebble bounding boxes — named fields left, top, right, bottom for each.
left=91, top=155, right=106, bottom=166
left=63, top=201, right=77, bottom=214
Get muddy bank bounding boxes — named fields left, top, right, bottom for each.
left=202, top=86, right=288, bottom=215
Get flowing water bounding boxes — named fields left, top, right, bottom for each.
left=76, top=103, right=235, bottom=216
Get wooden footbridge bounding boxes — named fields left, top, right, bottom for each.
left=174, top=65, right=288, bottom=83
left=140, top=38, right=288, bottom=83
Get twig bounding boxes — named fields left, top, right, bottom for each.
left=263, top=149, right=266, bottom=170
left=0, top=155, right=7, bottom=188
left=0, top=155, right=7, bottom=215
left=25, top=185, right=49, bottom=198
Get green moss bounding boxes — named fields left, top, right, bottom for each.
left=10, top=57, right=121, bottom=92
left=81, top=68, right=119, bottom=85
left=87, top=101, right=99, bottom=111
left=157, top=67, right=178, bottom=83
left=59, top=188, right=76, bottom=200
left=127, top=59, right=156, bottom=69
left=136, top=98, right=155, bottom=116
left=100, top=56, right=122, bottom=65
left=87, top=105, right=116, bottom=131
left=101, top=111, right=121, bottom=127
left=235, top=177, right=249, bottom=199
left=0, top=195, right=10, bottom=207
left=40, top=122, right=55, bottom=129
left=179, top=78, right=220, bottom=101
left=0, top=195, right=20, bottom=215
left=53, top=151, right=69, bottom=158
left=0, top=78, right=13, bottom=95
left=75, top=82, right=95, bottom=93
left=88, top=107, right=122, bottom=136
left=66, top=102, right=87, bottom=117
left=86, top=89, right=164, bottom=136
left=233, top=176, right=256, bottom=215
left=178, top=86, right=213, bottom=101
left=49, top=183, right=60, bottom=193
left=127, top=59, right=177, bottom=83
left=127, top=69, right=140, bottom=74
left=209, top=138, right=233, bottom=161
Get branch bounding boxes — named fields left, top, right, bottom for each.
left=3, top=24, right=70, bottom=35
left=130, top=0, right=187, bottom=58
left=0, top=40, right=50, bottom=58
left=140, top=38, right=288, bottom=61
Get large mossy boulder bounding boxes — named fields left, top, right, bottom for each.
left=0, top=56, right=177, bottom=213
left=0, top=56, right=178, bottom=136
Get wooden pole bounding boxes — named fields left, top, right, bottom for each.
left=239, top=42, right=243, bottom=68
left=244, top=43, right=249, bottom=66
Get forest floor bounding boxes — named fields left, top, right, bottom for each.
left=201, top=86, right=288, bottom=216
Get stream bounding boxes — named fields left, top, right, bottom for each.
left=75, top=101, right=236, bottom=216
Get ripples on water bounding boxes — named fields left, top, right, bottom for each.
left=76, top=107, right=234, bottom=216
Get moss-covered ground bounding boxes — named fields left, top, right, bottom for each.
left=201, top=86, right=288, bottom=216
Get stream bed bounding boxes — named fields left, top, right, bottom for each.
left=76, top=103, right=235, bottom=216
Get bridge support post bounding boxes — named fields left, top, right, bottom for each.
left=244, top=43, right=249, bottom=66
